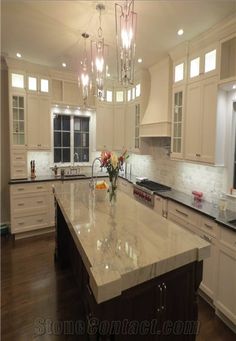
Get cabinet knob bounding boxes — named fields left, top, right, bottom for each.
left=196, top=153, right=201, bottom=157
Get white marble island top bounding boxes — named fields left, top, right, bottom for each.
left=54, top=180, right=210, bottom=304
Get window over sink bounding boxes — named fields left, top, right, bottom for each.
left=53, top=114, right=90, bottom=163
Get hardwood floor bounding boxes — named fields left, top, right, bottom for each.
left=1, top=234, right=235, bottom=341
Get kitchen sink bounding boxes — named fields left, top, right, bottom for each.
left=64, top=174, right=86, bottom=178
left=228, top=219, right=236, bottom=227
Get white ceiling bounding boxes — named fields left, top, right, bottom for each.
left=1, top=0, right=236, bottom=78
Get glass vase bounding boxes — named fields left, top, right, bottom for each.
left=109, top=176, right=118, bottom=205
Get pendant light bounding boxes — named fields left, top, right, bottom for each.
left=115, top=0, right=137, bottom=86
left=91, top=3, right=108, bottom=98
left=78, top=32, right=92, bottom=105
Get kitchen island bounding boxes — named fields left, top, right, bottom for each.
left=54, top=180, right=210, bottom=340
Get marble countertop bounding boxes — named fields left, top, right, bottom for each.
left=54, top=180, right=210, bottom=304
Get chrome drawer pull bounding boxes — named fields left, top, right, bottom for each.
left=18, top=222, right=25, bottom=225
left=36, top=186, right=43, bottom=189
left=37, top=219, right=43, bottom=223
left=176, top=209, right=188, bottom=217
left=204, top=223, right=213, bottom=229
left=16, top=157, right=22, bottom=160
left=37, top=201, right=43, bottom=204
left=203, top=235, right=212, bottom=243
left=18, top=203, right=24, bottom=206
left=16, top=170, right=23, bottom=173
left=17, top=188, right=24, bottom=191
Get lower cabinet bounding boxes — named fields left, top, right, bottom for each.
left=118, top=178, right=133, bottom=197
left=10, top=182, right=55, bottom=236
left=215, top=226, right=236, bottom=326
left=167, top=200, right=236, bottom=328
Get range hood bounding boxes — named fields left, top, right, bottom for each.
left=140, top=56, right=172, bottom=137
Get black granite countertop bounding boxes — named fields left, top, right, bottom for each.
left=9, top=172, right=236, bottom=231
left=155, top=188, right=236, bottom=232
left=8, top=172, right=109, bottom=184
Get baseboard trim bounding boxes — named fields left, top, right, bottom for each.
left=14, top=226, right=55, bottom=240
left=199, top=289, right=236, bottom=334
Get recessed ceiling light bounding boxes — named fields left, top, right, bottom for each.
left=67, top=105, right=69, bottom=109
left=107, top=73, right=110, bottom=77
left=62, top=62, right=66, bottom=68
left=16, top=52, right=22, bottom=58
left=177, top=29, right=184, bottom=36
left=233, top=85, right=236, bottom=89
left=138, top=58, right=142, bottom=63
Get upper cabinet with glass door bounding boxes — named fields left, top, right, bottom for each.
left=11, top=72, right=25, bottom=92
left=11, top=94, right=26, bottom=146
left=188, top=43, right=219, bottom=83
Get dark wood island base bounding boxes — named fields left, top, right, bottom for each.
left=55, top=203, right=203, bottom=341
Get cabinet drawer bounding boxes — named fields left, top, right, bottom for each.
left=200, top=216, right=218, bottom=237
left=168, top=212, right=196, bottom=234
left=118, top=179, right=132, bottom=196
left=11, top=166, right=27, bottom=179
left=154, top=195, right=165, bottom=216
left=168, top=201, right=200, bottom=225
left=12, top=193, right=49, bottom=213
left=11, top=183, right=48, bottom=195
left=219, top=226, right=236, bottom=252
left=11, top=150, right=27, bottom=164
left=12, top=212, right=49, bottom=233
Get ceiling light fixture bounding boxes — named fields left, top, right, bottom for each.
left=138, top=58, right=142, bottom=63
left=78, top=32, right=92, bottom=105
left=62, top=62, right=67, bottom=68
left=91, top=3, right=108, bottom=98
left=16, top=52, right=22, bottom=58
left=177, top=29, right=184, bottom=36
left=233, top=85, right=236, bottom=89
left=115, top=0, right=137, bottom=86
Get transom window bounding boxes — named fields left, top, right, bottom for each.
left=53, top=114, right=90, bottom=163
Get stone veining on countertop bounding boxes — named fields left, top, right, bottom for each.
left=54, top=180, right=210, bottom=303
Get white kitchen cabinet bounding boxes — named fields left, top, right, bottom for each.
left=171, top=86, right=185, bottom=159
left=96, top=102, right=113, bottom=151
left=196, top=230, right=218, bottom=300
left=185, top=76, right=219, bottom=164
left=188, top=44, right=219, bottom=83
left=215, top=225, right=236, bottom=326
left=220, top=34, right=236, bottom=82
left=167, top=201, right=218, bottom=300
left=113, top=104, right=125, bottom=151
left=10, top=182, right=53, bottom=236
left=125, top=103, right=135, bottom=151
left=27, top=94, right=51, bottom=150
left=118, top=178, right=133, bottom=197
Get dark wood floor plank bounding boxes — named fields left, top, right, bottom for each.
left=1, top=234, right=235, bottom=341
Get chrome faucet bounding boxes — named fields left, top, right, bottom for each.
left=90, top=157, right=102, bottom=189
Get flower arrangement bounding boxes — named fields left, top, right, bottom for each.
left=101, top=150, right=128, bottom=202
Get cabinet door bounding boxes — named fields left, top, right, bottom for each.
left=96, top=103, right=113, bottom=151
left=200, top=77, right=217, bottom=163
left=11, top=94, right=26, bottom=146
left=198, top=233, right=217, bottom=299
left=39, top=96, right=51, bottom=149
left=185, top=81, right=202, bottom=161
left=27, top=94, right=40, bottom=149
left=215, top=247, right=236, bottom=325
left=125, top=103, right=135, bottom=151
left=113, top=105, right=125, bottom=150
left=171, top=88, right=184, bottom=159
